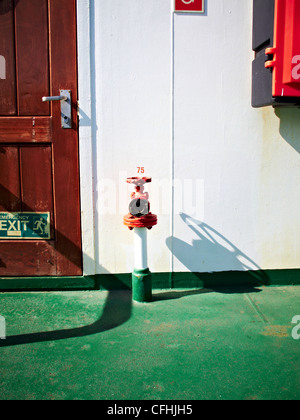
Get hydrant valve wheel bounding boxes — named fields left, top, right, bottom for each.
left=123, top=177, right=157, bottom=230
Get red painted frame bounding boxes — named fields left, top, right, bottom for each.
left=265, top=0, right=300, bottom=98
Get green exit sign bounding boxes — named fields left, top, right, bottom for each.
left=0, top=212, right=51, bottom=240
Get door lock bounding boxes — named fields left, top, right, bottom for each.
left=42, top=89, right=72, bottom=129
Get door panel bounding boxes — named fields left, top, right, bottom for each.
left=15, top=0, right=50, bottom=115
left=0, top=0, right=17, bottom=115
left=19, top=145, right=55, bottom=239
left=0, top=146, right=21, bottom=211
left=0, top=0, right=82, bottom=277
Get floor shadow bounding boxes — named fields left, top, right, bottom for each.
left=153, top=285, right=262, bottom=302
left=153, top=289, right=213, bottom=301
left=0, top=280, right=132, bottom=348
left=166, top=213, right=270, bottom=291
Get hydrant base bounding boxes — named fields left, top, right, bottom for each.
left=132, top=268, right=152, bottom=303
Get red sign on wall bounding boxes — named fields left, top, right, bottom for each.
left=175, top=0, right=205, bottom=13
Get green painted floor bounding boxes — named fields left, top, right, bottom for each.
left=0, top=285, right=299, bottom=400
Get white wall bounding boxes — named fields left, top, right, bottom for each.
left=77, top=0, right=300, bottom=275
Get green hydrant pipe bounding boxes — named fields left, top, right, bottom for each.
left=132, top=227, right=152, bottom=302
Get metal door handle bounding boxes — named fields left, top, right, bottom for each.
left=42, top=95, right=67, bottom=102
left=42, top=90, right=72, bottom=129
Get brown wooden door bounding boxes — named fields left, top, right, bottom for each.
left=0, top=0, right=82, bottom=276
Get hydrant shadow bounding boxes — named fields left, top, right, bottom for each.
left=165, top=213, right=270, bottom=290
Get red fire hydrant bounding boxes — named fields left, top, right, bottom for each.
left=123, top=177, right=157, bottom=302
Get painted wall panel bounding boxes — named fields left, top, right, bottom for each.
left=77, top=0, right=300, bottom=275
left=173, top=0, right=300, bottom=273
left=93, top=0, right=172, bottom=273
left=77, top=0, right=96, bottom=275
